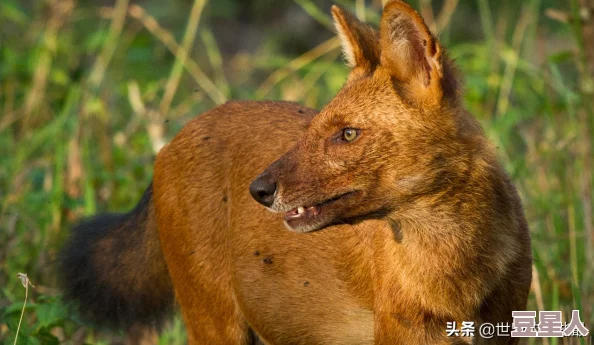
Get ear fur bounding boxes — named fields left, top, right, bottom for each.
left=379, top=0, right=459, bottom=105
left=331, top=5, right=380, bottom=73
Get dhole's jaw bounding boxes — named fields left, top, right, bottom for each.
left=280, top=190, right=359, bottom=232
left=250, top=155, right=374, bottom=233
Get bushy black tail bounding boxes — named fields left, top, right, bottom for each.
left=59, top=184, right=174, bottom=330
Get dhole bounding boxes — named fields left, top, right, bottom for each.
left=60, top=1, right=532, bottom=344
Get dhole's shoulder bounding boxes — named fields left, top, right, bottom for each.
left=156, top=100, right=317, bottom=164
left=177, top=100, right=318, bottom=135
left=171, top=100, right=317, bottom=144
left=200, top=100, right=319, bottom=123
left=220, top=100, right=318, bottom=118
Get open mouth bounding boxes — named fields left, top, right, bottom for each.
left=283, top=191, right=355, bottom=223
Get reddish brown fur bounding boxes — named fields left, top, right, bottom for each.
left=63, top=1, right=532, bottom=344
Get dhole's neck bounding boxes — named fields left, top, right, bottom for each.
left=375, top=150, right=522, bottom=320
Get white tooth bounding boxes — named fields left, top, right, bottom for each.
left=297, top=206, right=305, bottom=214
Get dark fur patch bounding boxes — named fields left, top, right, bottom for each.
left=248, top=327, right=266, bottom=345
left=59, top=184, right=174, bottom=331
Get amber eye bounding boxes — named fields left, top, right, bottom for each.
left=342, top=128, right=359, bottom=142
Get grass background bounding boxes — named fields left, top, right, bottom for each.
left=0, top=0, right=592, bottom=344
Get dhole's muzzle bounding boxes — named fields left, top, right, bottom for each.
left=249, top=137, right=377, bottom=234
left=250, top=165, right=360, bottom=233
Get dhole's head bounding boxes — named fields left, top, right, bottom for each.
left=250, top=0, right=483, bottom=232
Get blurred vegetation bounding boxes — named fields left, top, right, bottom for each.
left=0, top=0, right=592, bottom=344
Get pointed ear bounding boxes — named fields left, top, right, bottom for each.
left=331, top=5, right=380, bottom=73
left=379, top=0, right=458, bottom=105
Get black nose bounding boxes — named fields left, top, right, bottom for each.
left=249, top=173, right=277, bottom=207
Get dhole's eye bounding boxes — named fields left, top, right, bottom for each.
left=342, top=128, right=359, bottom=142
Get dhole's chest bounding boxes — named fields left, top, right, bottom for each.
left=228, top=200, right=377, bottom=344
